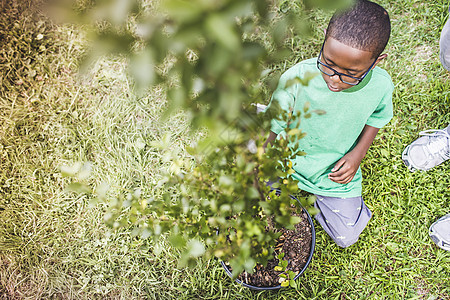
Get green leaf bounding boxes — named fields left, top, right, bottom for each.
left=141, top=227, right=152, bottom=239
left=312, top=109, right=327, bottom=115
left=232, top=200, right=245, bottom=211
left=236, top=154, right=245, bottom=168
left=285, top=77, right=303, bottom=89
left=165, top=86, right=186, bottom=116
left=302, top=71, right=318, bottom=84
left=245, top=221, right=262, bottom=236
left=245, top=186, right=260, bottom=199
left=205, top=14, right=240, bottom=50
left=303, top=101, right=310, bottom=113
left=187, top=239, right=205, bottom=257
left=280, top=280, right=289, bottom=287
left=129, top=50, right=156, bottom=90
left=230, top=260, right=245, bottom=279
left=290, top=279, right=297, bottom=288
left=95, top=182, right=109, bottom=201
left=303, top=0, right=354, bottom=11
left=185, top=146, right=197, bottom=155
left=60, top=162, right=81, bottom=177
left=135, top=138, right=146, bottom=151
left=219, top=175, right=233, bottom=187
left=254, top=0, right=269, bottom=18
left=288, top=270, right=297, bottom=278
left=307, top=206, right=320, bottom=216
left=133, top=188, right=141, bottom=199
left=77, top=162, right=92, bottom=180
left=160, top=0, right=203, bottom=22
left=272, top=18, right=289, bottom=45
left=169, top=234, right=186, bottom=248
left=243, top=258, right=256, bottom=272
left=296, top=150, right=307, bottom=156
left=219, top=204, right=231, bottom=213
left=307, top=195, right=317, bottom=205
left=285, top=72, right=318, bottom=89
left=287, top=128, right=301, bottom=136
left=258, top=201, right=272, bottom=214
left=242, top=42, right=266, bottom=61
left=65, top=182, right=91, bottom=194
left=290, top=216, right=301, bottom=225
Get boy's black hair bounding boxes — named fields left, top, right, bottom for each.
left=325, top=0, right=391, bottom=58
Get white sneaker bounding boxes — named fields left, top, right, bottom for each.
left=429, top=213, right=450, bottom=251
left=402, top=126, right=450, bottom=172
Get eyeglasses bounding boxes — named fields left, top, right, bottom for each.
left=316, top=44, right=377, bottom=86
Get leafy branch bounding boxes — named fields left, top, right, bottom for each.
left=274, top=252, right=298, bottom=288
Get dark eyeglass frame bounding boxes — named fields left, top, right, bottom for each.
left=316, top=43, right=377, bottom=86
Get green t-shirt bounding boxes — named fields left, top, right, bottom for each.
left=270, top=58, right=394, bottom=197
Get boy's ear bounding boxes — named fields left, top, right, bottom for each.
left=372, top=53, right=388, bottom=69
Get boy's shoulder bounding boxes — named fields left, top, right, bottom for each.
left=372, top=66, right=393, bottom=80
left=284, top=58, right=317, bottom=73
left=279, top=58, right=317, bottom=81
left=371, top=66, right=394, bottom=90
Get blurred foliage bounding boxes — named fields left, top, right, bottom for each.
left=47, top=0, right=353, bottom=135
left=54, top=0, right=352, bottom=282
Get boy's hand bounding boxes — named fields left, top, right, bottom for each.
left=328, top=125, right=379, bottom=184
left=328, top=150, right=363, bottom=184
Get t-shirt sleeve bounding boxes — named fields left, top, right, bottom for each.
left=268, top=71, right=296, bottom=135
left=365, top=82, right=394, bottom=129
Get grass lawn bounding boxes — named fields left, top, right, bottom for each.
left=0, top=0, right=449, bottom=299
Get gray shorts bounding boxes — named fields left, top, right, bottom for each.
left=314, top=195, right=372, bottom=248
left=440, top=9, right=450, bottom=71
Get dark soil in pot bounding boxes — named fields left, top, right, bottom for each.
left=223, top=208, right=313, bottom=288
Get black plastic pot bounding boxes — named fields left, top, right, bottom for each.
left=220, top=194, right=316, bottom=291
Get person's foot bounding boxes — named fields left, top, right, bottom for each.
left=429, top=213, right=450, bottom=251
left=402, top=126, right=450, bottom=172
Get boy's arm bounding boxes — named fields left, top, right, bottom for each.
left=328, top=125, right=380, bottom=184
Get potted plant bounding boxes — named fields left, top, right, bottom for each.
left=152, top=100, right=321, bottom=290
left=67, top=99, right=320, bottom=290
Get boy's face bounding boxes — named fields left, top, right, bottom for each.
left=318, top=37, right=386, bottom=92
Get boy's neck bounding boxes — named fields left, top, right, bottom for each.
left=342, top=68, right=374, bottom=93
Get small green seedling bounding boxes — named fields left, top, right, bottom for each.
left=274, top=252, right=299, bottom=288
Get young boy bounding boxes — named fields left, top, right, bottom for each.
left=265, top=0, right=393, bottom=248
